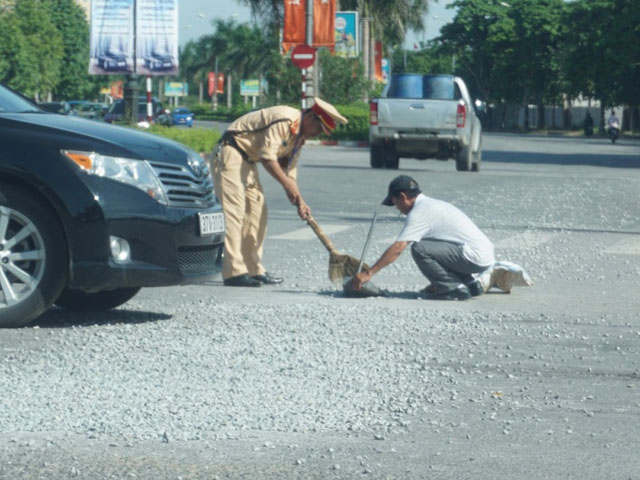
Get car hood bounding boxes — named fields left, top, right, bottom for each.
left=2, top=112, right=195, bottom=165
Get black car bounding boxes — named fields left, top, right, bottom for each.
left=38, top=101, right=74, bottom=115
left=0, top=83, right=224, bottom=327
left=103, top=97, right=171, bottom=126
left=143, top=51, right=174, bottom=71
left=97, top=50, right=130, bottom=72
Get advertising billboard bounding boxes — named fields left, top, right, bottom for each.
left=136, top=0, right=179, bottom=76
left=89, top=0, right=134, bottom=75
left=335, top=11, right=358, bottom=58
left=88, top=0, right=178, bottom=76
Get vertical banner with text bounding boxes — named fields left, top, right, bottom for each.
left=89, top=0, right=134, bottom=75
left=282, top=0, right=306, bottom=53
left=313, top=0, right=335, bottom=51
left=136, top=0, right=179, bottom=76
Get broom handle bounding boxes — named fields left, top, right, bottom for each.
left=358, top=212, right=377, bottom=273
left=306, top=215, right=337, bottom=253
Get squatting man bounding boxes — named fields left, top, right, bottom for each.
left=352, top=175, right=495, bottom=300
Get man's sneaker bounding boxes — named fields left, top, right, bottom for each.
left=466, top=279, right=484, bottom=297
left=421, top=284, right=471, bottom=301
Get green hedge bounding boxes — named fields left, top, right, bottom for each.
left=145, top=125, right=220, bottom=153
left=330, top=103, right=369, bottom=141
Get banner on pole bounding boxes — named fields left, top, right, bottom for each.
left=136, top=0, right=179, bottom=76
left=313, top=0, right=335, bottom=51
left=89, top=0, right=134, bottom=75
left=208, top=73, right=225, bottom=96
left=334, top=11, right=358, bottom=58
left=282, top=0, right=306, bottom=53
left=374, top=41, right=383, bottom=83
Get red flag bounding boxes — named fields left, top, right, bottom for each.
left=374, top=41, right=383, bottom=82
left=283, top=0, right=306, bottom=53
left=312, top=0, right=335, bottom=51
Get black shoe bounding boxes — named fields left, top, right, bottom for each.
left=223, top=274, right=262, bottom=287
left=252, top=272, right=283, bottom=285
left=422, top=285, right=471, bottom=301
left=466, top=279, right=483, bottom=297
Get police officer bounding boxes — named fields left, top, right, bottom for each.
left=212, top=98, right=348, bottom=287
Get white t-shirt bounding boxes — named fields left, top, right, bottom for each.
left=396, top=194, right=495, bottom=267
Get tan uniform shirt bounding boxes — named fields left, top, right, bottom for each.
left=227, top=105, right=304, bottom=179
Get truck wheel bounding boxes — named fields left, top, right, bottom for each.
left=456, top=144, right=472, bottom=171
left=55, top=287, right=141, bottom=311
left=384, top=148, right=399, bottom=169
left=0, top=185, right=67, bottom=327
left=472, top=146, right=482, bottom=172
left=370, top=143, right=385, bottom=168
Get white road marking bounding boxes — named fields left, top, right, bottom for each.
left=604, top=236, right=640, bottom=255
left=495, top=231, right=557, bottom=249
left=270, top=224, right=352, bottom=240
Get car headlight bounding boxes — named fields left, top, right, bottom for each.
left=186, top=116, right=192, bottom=121
left=63, top=150, right=168, bottom=204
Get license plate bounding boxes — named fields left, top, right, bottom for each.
left=198, top=212, right=224, bottom=236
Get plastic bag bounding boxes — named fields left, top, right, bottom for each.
left=476, top=261, right=533, bottom=294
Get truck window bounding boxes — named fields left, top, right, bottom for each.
left=386, top=75, right=455, bottom=100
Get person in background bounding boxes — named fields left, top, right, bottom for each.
left=583, top=110, right=593, bottom=137
left=212, top=98, right=348, bottom=287
left=352, top=175, right=495, bottom=300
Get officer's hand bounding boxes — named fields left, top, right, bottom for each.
left=297, top=201, right=311, bottom=220
left=284, top=180, right=301, bottom=206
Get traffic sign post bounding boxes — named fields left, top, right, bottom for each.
left=291, top=45, right=316, bottom=108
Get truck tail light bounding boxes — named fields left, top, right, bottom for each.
left=456, top=103, right=466, bottom=128
left=370, top=99, right=378, bottom=126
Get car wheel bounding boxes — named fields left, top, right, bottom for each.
left=456, top=144, right=472, bottom=171
left=55, top=287, right=141, bottom=311
left=370, top=143, right=385, bottom=168
left=0, top=185, right=67, bottom=327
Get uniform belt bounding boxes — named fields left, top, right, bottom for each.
left=220, top=132, right=249, bottom=161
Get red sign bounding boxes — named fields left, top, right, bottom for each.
left=291, top=45, right=316, bottom=69
left=208, top=72, right=224, bottom=96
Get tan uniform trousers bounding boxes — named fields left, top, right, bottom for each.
left=211, top=144, right=267, bottom=279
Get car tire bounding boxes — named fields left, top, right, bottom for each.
left=370, top=143, right=385, bottom=168
left=55, top=287, right=141, bottom=312
left=456, top=144, right=472, bottom=171
left=0, top=185, right=68, bottom=327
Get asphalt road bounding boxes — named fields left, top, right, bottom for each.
left=2, top=133, right=639, bottom=479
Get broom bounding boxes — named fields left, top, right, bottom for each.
left=306, top=215, right=368, bottom=284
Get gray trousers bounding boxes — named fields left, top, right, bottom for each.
left=411, top=240, right=487, bottom=293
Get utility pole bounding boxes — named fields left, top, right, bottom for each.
left=124, top=0, right=139, bottom=125
left=304, top=0, right=314, bottom=107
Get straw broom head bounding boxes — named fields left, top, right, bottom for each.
left=328, top=252, right=369, bottom=284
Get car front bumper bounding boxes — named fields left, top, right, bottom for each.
left=65, top=176, right=224, bottom=292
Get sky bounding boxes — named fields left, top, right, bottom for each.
left=178, top=0, right=457, bottom=51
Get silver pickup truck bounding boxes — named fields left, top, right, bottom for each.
left=369, top=74, right=482, bottom=171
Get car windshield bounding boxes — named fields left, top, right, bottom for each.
left=0, top=84, right=39, bottom=113
left=174, top=108, right=188, bottom=114
left=386, top=75, right=455, bottom=100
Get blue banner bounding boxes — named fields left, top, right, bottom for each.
left=89, top=0, right=134, bottom=75
left=335, top=11, right=358, bottom=58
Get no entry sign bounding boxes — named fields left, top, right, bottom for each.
left=291, top=44, right=316, bottom=69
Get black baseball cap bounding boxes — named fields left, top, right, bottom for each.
left=382, top=175, right=421, bottom=206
